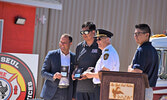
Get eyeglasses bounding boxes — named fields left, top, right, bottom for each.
left=96, top=37, right=106, bottom=41
left=80, top=30, right=91, bottom=35
left=134, top=32, right=147, bottom=36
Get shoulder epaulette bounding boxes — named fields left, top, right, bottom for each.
left=105, top=49, right=109, bottom=51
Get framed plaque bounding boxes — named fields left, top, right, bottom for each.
left=59, top=66, right=69, bottom=88
left=73, top=68, right=84, bottom=79
left=60, top=66, right=69, bottom=77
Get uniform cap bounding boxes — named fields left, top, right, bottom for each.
left=95, top=29, right=113, bottom=38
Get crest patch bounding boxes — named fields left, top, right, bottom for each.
left=104, top=53, right=109, bottom=60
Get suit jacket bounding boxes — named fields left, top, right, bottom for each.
left=40, top=49, right=76, bottom=100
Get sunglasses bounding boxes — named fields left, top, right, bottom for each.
left=96, top=37, right=107, bottom=41
left=80, top=30, right=91, bottom=35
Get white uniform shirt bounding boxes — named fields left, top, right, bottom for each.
left=93, top=45, right=120, bottom=84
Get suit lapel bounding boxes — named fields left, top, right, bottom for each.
left=70, top=52, right=73, bottom=74
left=57, top=49, right=61, bottom=72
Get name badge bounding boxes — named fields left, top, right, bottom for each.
left=91, top=49, right=98, bottom=53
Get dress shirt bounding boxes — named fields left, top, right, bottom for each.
left=60, top=50, right=70, bottom=71
left=59, top=50, right=71, bottom=86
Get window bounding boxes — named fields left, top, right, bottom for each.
left=0, top=19, right=4, bottom=53
left=157, top=49, right=167, bottom=79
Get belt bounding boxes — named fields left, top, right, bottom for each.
left=94, top=84, right=100, bottom=87
left=58, top=85, right=69, bottom=88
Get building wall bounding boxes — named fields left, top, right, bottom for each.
left=34, top=0, right=167, bottom=97
left=0, top=1, right=36, bottom=53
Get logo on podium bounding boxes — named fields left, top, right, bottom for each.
left=109, top=82, right=134, bottom=100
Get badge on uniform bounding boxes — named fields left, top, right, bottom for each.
left=91, top=49, right=98, bottom=53
left=104, top=53, right=109, bottom=60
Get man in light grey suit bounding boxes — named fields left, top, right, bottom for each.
left=40, top=34, right=76, bottom=100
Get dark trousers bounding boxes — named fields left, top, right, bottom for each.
left=76, top=92, right=95, bottom=100
left=44, top=88, right=68, bottom=100
left=94, top=84, right=100, bottom=100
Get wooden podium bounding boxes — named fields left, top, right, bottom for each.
left=99, top=71, right=149, bottom=100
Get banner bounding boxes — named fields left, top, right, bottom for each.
left=0, top=53, right=38, bottom=100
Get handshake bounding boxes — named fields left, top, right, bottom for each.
left=73, top=67, right=94, bottom=80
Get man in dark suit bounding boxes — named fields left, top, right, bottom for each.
left=40, top=34, right=76, bottom=100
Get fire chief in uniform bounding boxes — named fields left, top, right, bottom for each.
left=83, top=29, right=120, bottom=100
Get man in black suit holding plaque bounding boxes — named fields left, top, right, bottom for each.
left=40, top=34, right=76, bottom=100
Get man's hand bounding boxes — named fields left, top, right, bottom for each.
left=128, top=64, right=143, bottom=73
left=128, top=64, right=133, bottom=72
left=82, top=72, right=93, bottom=79
left=83, top=72, right=100, bottom=79
left=78, top=75, right=88, bottom=80
left=53, top=72, right=62, bottom=80
left=102, top=67, right=110, bottom=71
left=72, top=98, right=75, bottom=100
left=72, top=74, right=76, bottom=80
